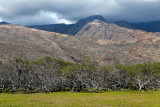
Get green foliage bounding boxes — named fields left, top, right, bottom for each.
left=1, top=57, right=160, bottom=93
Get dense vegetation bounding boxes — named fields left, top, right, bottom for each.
left=0, top=57, right=160, bottom=93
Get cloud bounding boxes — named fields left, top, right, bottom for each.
left=114, top=0, right=160, bottom=22
left=142, top=0, right=159, bottom=2
left=0, top=0, right=160, bottom=25
left=5, top=10, right=74, bottom=25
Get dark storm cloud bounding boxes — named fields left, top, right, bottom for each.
left=0, top=0, right=160, bottom=25
left=114, top=0, right=160, bottom=22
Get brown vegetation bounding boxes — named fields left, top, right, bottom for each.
left=0, top=23, right=160, bottom=65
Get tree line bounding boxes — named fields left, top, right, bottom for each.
left=0, top=57, right=160, bottom=93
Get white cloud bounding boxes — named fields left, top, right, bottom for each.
left=6, top=10, right=74, bottom=25
left=48, top=12, right=73, bottom=24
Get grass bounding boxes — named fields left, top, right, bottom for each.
left=0, top=91, right=160, bottom=107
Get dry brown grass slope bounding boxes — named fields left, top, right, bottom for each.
left=154, top=32, right=160, bottom=37
left=0, top=24, right=160, bottom=65
left=0, top=25, right=78, bottom=62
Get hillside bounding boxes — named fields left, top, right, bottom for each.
left=0, top=24, right=160, bottom=65
left=76, top=20, right=160, bottom=43
left=154, top=32, right=160, bottom=37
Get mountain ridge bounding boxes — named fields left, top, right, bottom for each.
left=1, top=24, right=160, bottom=65
left=28, top=15, right=107, bottom=35
left=27, top=15, right=160, bottom=33
left=76, top=20, right=160, bottom=43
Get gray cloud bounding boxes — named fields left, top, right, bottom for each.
left=0, top=0, right=160, bottom=25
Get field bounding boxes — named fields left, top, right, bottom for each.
left=0, top=91, right=160, bottom=107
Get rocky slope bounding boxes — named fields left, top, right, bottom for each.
left=76, top=20, right=160, bottom=43
left=0, top=24, right=160, bottom=65
left=154, top=32, right=160, bottom=37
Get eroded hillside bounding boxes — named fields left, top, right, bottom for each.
left=0, top=24, right=160, bottom=65
left=76, top=20, right=160, bottom=43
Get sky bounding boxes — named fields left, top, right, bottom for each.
left=0, top=0, right=160, bottom=25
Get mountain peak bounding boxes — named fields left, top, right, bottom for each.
left=27, top=15, right=107, bottom=35
left=0, top=21, right=9, bottom=25
left=84, top=15, right=106, bottom=21
left=76, top=15, right=106, bottom=24
left=76, top=19, right=160, bottom=43
left=67, top=15, right=107, bottom=35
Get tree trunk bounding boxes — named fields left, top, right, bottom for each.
left=143, top=85, right=148, bottom=92
left=139, top=85, right=142, bottom=92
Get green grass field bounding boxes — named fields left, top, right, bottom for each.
left=0, top=91, right=160, bottom=107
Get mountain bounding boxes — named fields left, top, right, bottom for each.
left=28, top=15, right=160, bottom=33
left=28, top=15, right=107, bottom=35
left=131, top=21, right=160, bottom=32
left=76, top=20, right=160, bottom=43
left=114, top=21, right=160, bottom=32
left=68, top=15, right=107, bottom=35
left=1, top=24, right=160, bottom=65
left=154, top=32, right=160, bottom=37
left=0, top=21, right=9, bottom=25
left=0, top=24, right=116, bottom=64
left=114, top=20, right=136, bottom=29
left=28, top=24, right=73, bottom=34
